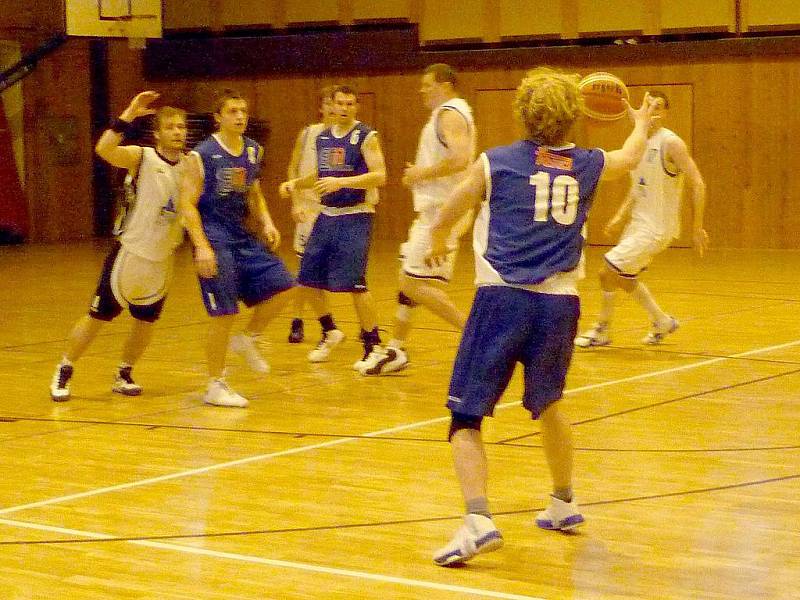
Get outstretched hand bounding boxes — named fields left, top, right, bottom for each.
left=626, top=92, right=660, bottom=128
left=121, top=91, right=160, bottom=121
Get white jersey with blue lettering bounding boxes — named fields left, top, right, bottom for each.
left=627, top=127, right=683, bottom=241
left=412, top=97, right=476, bottom=213
left=118, top=146, right=184, bottom=262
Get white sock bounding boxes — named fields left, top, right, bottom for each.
left=60, top=357, right=73, bottom=367
left=630, top=281, right=668, bottom=324
left=597, top=291, right=615, bottom=325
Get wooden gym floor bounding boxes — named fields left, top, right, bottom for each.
left=0, top=239, right=798, bottom=599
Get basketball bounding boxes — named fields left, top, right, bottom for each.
left=578, top=72, right=629, bottom=121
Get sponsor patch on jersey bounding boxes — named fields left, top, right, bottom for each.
left=535, top=147, right=573, bottom=170
left=320, top=146, right=352, bottom=171
left=216, top=167, right=249, bottom=194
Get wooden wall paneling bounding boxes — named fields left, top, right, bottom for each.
left=163, top=0, right=214, bottom=30
left=660, top=0, right=736, bottom=33
left=220, top=0, right=275, bottom=28
left=23, top=39, right=94, bottom=242
left=352, top=0, right=412, bottom=22
left=577, top=0, right=645, bottom=36
left=285, top=0, right=339, bottom=26
left=742, top=0, right=800, bottom=31
left=420, top=0, right=483, bottom=43
left=498, top=0, right=565, bottom=40
left=58, top=37, right=800, bottom=248
left=474, top=88, right=519, bottom=151
left=682, top=61, right=747, bottom=248
left=738, top=58, right=800, bottom=248
left=362, top=73, right=425, bottom=240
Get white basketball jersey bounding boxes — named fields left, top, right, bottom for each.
left=412, top=97, right=476, bottom=213
left=294, top=122, right=325, bottom=211
left=118, top=146, right=184, bottom=261
left=628, top=127, right=684, bottom=240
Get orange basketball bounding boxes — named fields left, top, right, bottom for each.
left=578, top=72, right=629, bottom=121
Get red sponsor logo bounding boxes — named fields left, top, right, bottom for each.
left=535, top=147, right=573, bottom=170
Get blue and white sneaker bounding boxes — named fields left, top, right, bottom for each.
left=433, top=514, right=504, bottom=566
left=535, top=496, right=585, bottom=531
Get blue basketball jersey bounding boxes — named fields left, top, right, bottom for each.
left=194, top=134, right=262, bottom=242
left=316, top=122, right=373, bottom=208
left=478, top=141, right=605, bottom=285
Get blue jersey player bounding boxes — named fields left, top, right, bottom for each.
left=280, top=85, right=387, bottom=369
left=180, top=89, right=293, bottom=408
left=427, top=68, right=658, bottom=566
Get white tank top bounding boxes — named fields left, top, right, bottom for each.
left=412, top=97, right=476, bottom=213
left=118, top=146, right=184, bottom=261
left=292, top=122, right=326, bottom=211
left=628, top=127, right=684, bottom=240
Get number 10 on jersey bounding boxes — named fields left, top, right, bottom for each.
left=530, top=171, right=579, bottom=225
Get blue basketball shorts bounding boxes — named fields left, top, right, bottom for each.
left=198, top=236, right=294, bottom=317
left=297, top=212, right=373, bottom=293
left=447, top=285, right=580, bottom=420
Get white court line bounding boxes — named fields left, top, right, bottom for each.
left=0, top=517, right=545, bottom=600
left=2, top=338, right=799, bottom=517
left=1, top=338, right=799, bottom=599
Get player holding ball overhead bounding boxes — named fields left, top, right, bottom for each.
left=427, top=67, right=657, bottom=567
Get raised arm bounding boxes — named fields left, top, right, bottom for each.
left=402, top=109, right=472, bottom=187
left=95, top=91, right=160, bottom=171
left=601, top=94, right=657, bottom=181
left=666, top=135, right=708, bottom=256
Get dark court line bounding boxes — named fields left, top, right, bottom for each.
left=1, top=473, right=796, bottom=547
left=2, top=416, right=799, bottom=456
left=497, top=367, right=800, bottom=444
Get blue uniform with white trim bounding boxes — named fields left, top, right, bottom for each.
left=448, top=141, right=605, bottom=419
left=193, top=134, right=293, bottom=316
left=298, top=122, right=378, bottom=293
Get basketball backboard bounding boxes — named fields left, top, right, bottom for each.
left=65, top=0, right=162, bottom=38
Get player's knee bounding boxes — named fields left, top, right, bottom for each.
left=448, top=412, right=483, bottom=442
left=398, top=291, right=418, bottom=308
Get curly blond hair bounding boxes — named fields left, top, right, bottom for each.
left=513, top=67, right=583, bottom=145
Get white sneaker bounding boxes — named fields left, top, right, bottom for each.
left=307, top=329, right=345, bottom=363
left=203, top=379, right=249, bottom=408
left=353, top=343, right=382, bottom=371
left=50, top=363, right=73, bottom=402
left=535, top=496, right=585, bottom=531
left=642, top=316, right=679, bottom=345
left=230, top=334, right=270, bottom=374
left=112, top=365, right=142, bottom=396
left=574, top=323, right=610, bottom=348
left=433, top=514, right=504, bottom=567
left=358, top=346, right=409, bottom=376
